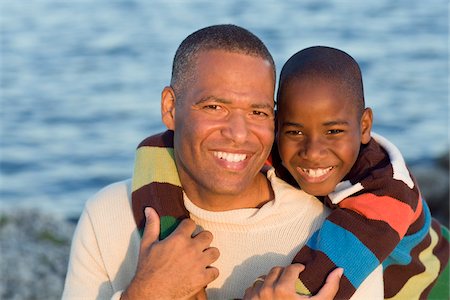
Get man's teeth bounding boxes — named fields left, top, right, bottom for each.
left=214, top=151, right=247, bottom=162
left=302, top=167, right=333, bottom=178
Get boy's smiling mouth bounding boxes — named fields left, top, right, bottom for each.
left=296, top=166, right=335, bottom=182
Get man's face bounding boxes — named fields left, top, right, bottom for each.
left=277, top=78, right=371, bottom=196
left=163, top=50, right=275, bottom=205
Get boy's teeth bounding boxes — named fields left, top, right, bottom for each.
left=302, top=167, right=333, bottom=178
left=214, top=151, right=247, bottom=162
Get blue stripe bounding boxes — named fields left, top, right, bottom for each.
left=383, top=197, right=431, bottom=269
left=307, top=220, right=380, bottom=288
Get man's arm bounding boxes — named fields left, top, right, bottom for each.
left=63, top=203, right=219, bottom=299
left=122, top=207, right=220, bottom=299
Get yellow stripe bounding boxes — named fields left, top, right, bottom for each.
left=132, top=146, right=181, bottom=191
left=386, top=227, right=440, bottom=300
left=295, top=278, right=312, bottom=296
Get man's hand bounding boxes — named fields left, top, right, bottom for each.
left=243, top=264, right=343, bottom=300
left=122, top=207, right=220, bottom=300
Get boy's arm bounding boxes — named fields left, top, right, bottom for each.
left=292, top=191, right=419, bottom=299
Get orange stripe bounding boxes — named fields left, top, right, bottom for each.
left=339, top=193, right=415, bottom=238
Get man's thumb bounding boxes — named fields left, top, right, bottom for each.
left=142, top=207, right=160, bottom=245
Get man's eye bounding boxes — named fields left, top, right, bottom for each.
left=203, top=105, right=221, bottom=110
left=252, top=110, right=268, bottom=116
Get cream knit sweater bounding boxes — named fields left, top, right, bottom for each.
left=63, top=170, right=383, bottom=299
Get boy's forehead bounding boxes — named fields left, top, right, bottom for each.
left=279, top=78, right=361, bottom=117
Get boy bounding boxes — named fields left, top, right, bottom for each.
left=272, top=46, right=449, bottom=299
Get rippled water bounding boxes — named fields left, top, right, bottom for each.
left=1, top=0, right=448, bottom=217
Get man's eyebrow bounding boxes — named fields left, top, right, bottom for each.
left=251, top=103, right=274, bottom=110
left=196, top=96, right=274, bottom=110
left=195, top=96, right=230, bottom=105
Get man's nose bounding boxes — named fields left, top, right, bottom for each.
left=221, top=112, right=249, bottom=144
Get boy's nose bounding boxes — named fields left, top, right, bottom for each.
left=300, top=137, right=327, bottom=160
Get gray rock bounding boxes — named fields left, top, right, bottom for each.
left=0, top=210, right=75, bottom=300
left=411, top=151, right=449, bottom=225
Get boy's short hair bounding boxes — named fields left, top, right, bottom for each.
left=277, top=46, right=365, bottom=116
left=171, top=24, right=276, bottom=97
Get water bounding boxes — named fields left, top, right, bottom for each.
left=1, top=0, right=448, bottom=218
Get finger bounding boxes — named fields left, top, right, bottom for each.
left=193, top=288, right=208, bottom=300
left=203, top=266, right=220, bottom=285
left=311, top=268, right=343, bottom=300
left=202, top=246, right=220, bottom=265
left=277, top=263, right=305, bottom=288
left=263, top=266, right=284, bottom=287
left=172, top=217, right=197, bottom=237
left=192, top=230, right=214, bottom=250
left=141, top=207, right=160, bottom=247
left=243, top=286, right=256, bottom=300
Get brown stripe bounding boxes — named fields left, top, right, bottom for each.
left=132, top=182, right=188, bottom=232
left=292, top=247, right=357, bottom=297
left=431, top=219, right=449, bottom=270
left=137, top=130, right=174, bottom=148
left=327, top=209, right=400, bottom=261
left=418, top=220, right=449, bottom=299
left=383, top=233, right=431, bottom=298
left=406, top=208, right=426, bottom=235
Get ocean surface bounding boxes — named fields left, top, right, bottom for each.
left=1, top=0, right=448, bottom=218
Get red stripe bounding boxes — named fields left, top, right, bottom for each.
left=339, top=193, right=415, bottom=238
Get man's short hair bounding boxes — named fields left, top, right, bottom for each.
left=277, top=46, right=365, bottom=116
left=170, top=24, right=276, bottom=96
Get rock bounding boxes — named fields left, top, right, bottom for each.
left=0, top=210, right=75, bottom=300
left=411, top=151, right=449, bottom=226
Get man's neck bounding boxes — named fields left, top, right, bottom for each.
left=183, top=172, right=274, bottom=212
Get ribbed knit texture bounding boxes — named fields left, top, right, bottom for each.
left=183, top=170, right=329, bottom=299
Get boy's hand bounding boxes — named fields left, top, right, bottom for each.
left=122, top=207, right=220, bottom=300
left=243, top=264, right=343, bottom=300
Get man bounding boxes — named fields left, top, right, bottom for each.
left=63, top=24, right=379, bottom=300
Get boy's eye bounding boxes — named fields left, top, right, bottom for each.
left=327, top=129, right=344, bottom=134
left=285, top=130, right=303, bottom=136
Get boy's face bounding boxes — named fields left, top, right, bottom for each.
left=277, top=78, right=372, bottom=196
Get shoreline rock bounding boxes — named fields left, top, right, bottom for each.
left=0, top=210, right=75, bottom=300
left=410, top=151, right=449, bottom=225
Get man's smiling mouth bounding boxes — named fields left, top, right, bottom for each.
left=213, top=151, right=247, bottom=163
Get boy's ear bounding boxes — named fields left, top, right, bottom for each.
left=161, top=86, right=176, bottom=130
left=360, top=107, right=373, bottom=144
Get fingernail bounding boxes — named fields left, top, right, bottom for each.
left=337, top=268, right=344, bottom=278
left=144, top=207, right=151, bottom=219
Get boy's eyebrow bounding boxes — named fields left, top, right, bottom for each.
left=281, top=120, right=350, bottom=127
left=323, top=120, right=350, bottom=126
left=281, top=121, right=304, bottom=127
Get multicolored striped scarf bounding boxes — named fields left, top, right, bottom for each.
left=131, top=130, right=449, bottom=299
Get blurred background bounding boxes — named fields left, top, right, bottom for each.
left=0, top=1, right=448, bottom=299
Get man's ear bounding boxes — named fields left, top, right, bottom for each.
left=360, top=107, right=373, bottom=144
left=161, top=86, right=176, bottom=130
